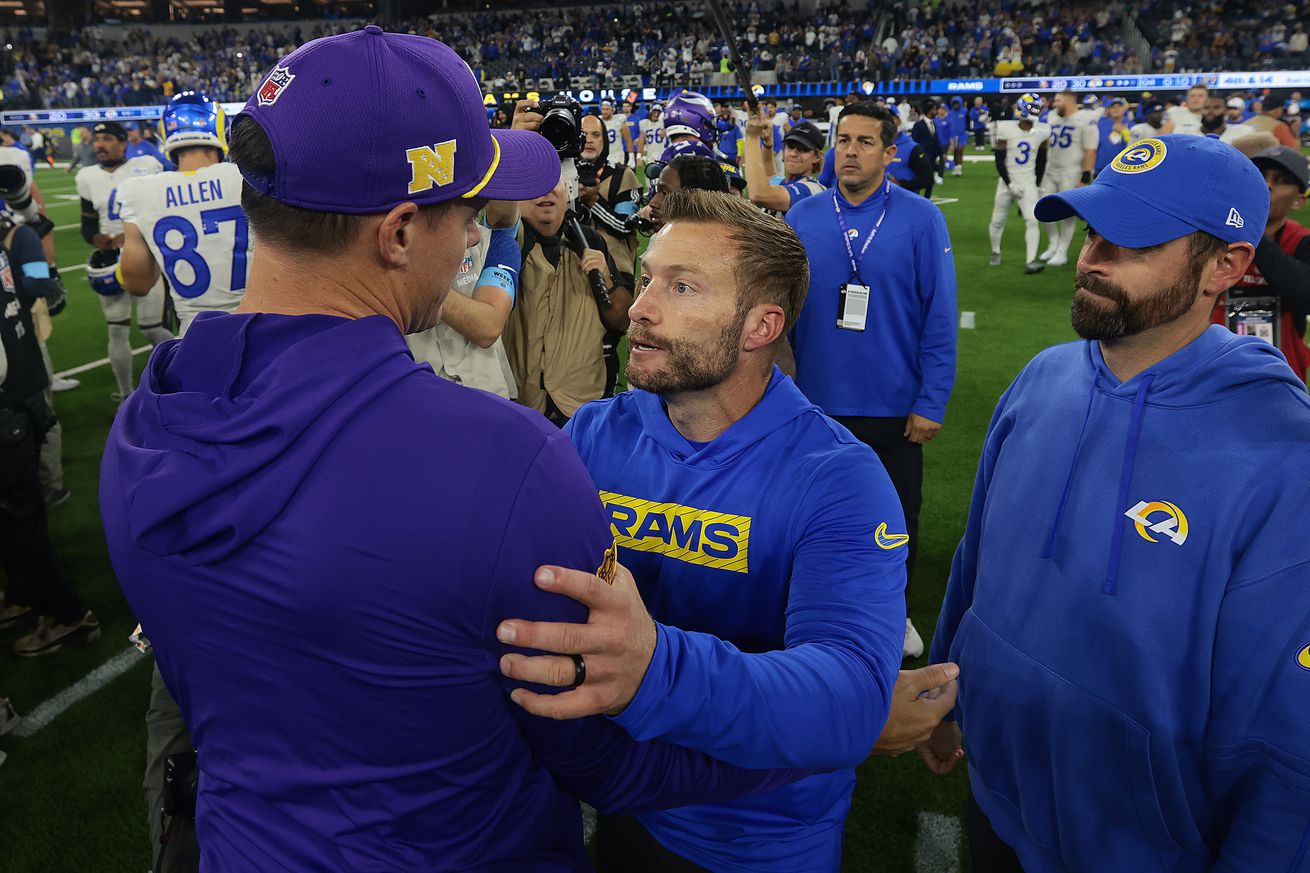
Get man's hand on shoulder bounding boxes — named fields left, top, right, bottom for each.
left=497, top=560, right=657, bottom=719
left=871, top=663, right=959, bottom=757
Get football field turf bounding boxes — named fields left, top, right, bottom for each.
left=0, top=161, right=1303, bottom=872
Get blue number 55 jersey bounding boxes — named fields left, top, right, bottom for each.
left=116, top=162, right=251, bottom=333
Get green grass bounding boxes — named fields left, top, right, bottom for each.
left=0, top=161, right=1303, bottom=872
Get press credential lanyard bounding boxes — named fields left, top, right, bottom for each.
left=833, top=179, right=890, bottom=331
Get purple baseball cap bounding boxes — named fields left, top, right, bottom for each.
left=235, top=26, right=559, bottom=213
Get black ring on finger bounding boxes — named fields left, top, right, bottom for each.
left=569, top=653, right=586, bottom=689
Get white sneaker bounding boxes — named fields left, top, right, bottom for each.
left=934, top=174, right=944, bottom=184
left=1038, top=250, right=1055, bottom=262
left=904, top=618, right=925, bottom=660
left=50, top=376, right=79, bottom=392
left=951, top=166, right=962, bottom=176
left=1047, top=254, right=1068, bottom=267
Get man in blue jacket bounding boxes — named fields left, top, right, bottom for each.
left=100, top=29, right=806, bottom=872
left=496, top=190, right=961, bottom=872
left=788, top=102, right=958, bottom=659
left=922, top=134, right=1310, bottom=871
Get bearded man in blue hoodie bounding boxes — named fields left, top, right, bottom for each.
left=921, top=134, right=1310, bottom=872
left=496, top=190, right=962, bottom=873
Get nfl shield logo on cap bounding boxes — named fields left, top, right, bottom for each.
left=257, top=67, right=296, bottom=107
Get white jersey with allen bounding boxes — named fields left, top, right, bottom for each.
left=640, top=119, right=668, bottom=161
left=997, top=120, right=1051, bottom=185
left=75, top=156, right=164, bottom=237
left=115, top=162, right=251, bottom=329
left=1045, top=109, right=1098, bottom=176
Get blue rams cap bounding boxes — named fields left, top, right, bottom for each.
left=1034, top=134, right=1269, bottom=248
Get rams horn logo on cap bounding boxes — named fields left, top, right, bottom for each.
left=257, top=66, right=296, bottom=107
left=1298, top=642, right=1310, bottom=671
left=1112, top=138, right=1167, bottom=175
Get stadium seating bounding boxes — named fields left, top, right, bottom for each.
left=0, top=0, right=1303, bottom=111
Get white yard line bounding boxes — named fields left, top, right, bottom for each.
left=10, top=647, right=145, bottom=738
left=54, top=345, right=152, bottom=379
left=914, top=811, right=963, bottom=873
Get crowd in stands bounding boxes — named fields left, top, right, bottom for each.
left=0, top=23, right=324, bottom=108
left=0, top=0, right=1304, bottom=110
left=880, top=1, right=1145, bottom=79
left=1136, top=0, right=1310, bottom=72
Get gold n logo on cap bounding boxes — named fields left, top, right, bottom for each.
left=406, top=140, right=458, bottom=194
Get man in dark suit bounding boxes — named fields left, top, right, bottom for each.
left=912, top=98, right=945, bottom=198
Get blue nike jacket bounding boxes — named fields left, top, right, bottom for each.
left=567, top=368, right=908, bottom=872
left=931, top=326, right=1310, bottom=872
left=787, top=183, right=957, bottom=422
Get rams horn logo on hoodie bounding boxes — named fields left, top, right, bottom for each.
left=1124, top=500, right=1189, bottom=546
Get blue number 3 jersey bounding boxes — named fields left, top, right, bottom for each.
left=565, top=368, right=909, bottom=872
left=116, top=162, right=251, bottom=333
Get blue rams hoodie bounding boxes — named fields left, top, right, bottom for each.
left=566, top=368, right=908, bottom=872
left=787, top=183, right=957, bottom=422
left=930, top=326, right=1310, bottom=872
left=100, top=312, right=803, bottom=872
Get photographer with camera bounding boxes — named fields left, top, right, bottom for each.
left=508, top=98, right=633, bottom=426
left=578, top=113, right=641, bottom=300
left=0, top=133, right=57, bottom=264
left=0, top=210, right=96, bottom=657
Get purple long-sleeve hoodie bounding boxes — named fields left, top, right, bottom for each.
left=101, top=311, right=800, bottom=872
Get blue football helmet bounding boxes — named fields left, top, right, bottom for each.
left=87, top=249, right=123, bottom=296
left=1016, top=93, right=1043, bottom=120
left=159, top=91, right=227, bottom=160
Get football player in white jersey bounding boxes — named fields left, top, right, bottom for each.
left=75, top=120, right=173, bottom=400
left=639, top=104, right=668, bottom=169
left=989, top=94, right=1051, bottom=274
left=1162, top=83, right=1208, bottom=135
left=1039, top=89, right=1099, bottom=267
left=599, top=100, right=633, bottom=165
left=117, top=91, right=250, bottom=336
left=1199, top=93, right=1256, bottom=144
left=1130, top=100, right=1167, bottom=143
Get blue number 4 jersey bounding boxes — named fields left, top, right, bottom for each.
left=565, top=368, right=908, bottom=872
left=116, top=162, right=251, bottom=333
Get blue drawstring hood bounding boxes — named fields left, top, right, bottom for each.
left=1040, top=362, right=1156, bottom=595
left=930, top=324, right=1310, bottom=872
left=1102, top=373, right=1153, bottom=594
left=1037, top=326, right=1303, bottom=595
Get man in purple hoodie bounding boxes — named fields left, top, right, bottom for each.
left=101, top=29, right=801, bottom=872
